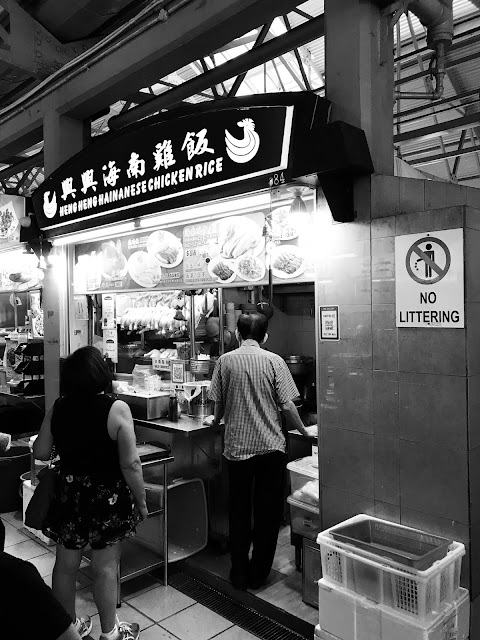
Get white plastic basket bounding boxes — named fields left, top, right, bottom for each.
left=317, top=515, right=465, bottom=625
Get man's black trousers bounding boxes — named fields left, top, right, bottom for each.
left=227, top=450, right=286, bottom=586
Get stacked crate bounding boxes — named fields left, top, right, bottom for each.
left=315, top=514, right=469, bottom=640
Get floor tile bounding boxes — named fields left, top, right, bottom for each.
left=134, top=624, right=181, bottom=640
left=256, top=571, right=318, bottom=626
left=1, top=510, right=24, bottom=529
left=5, top=538, right=50, bottom=561
left=214, top=626, right=261, bottom=640
left=271, top=545, right=297, bottom=576
left=27, top=551, right=57, bottom=577
left=2, top=520, right=29, bottom=547
left=116, top=602, right=156, bottom=630
left=127, top=585, right=195, bottom=622
left=122, top=573, right=165, bottom=601
left=160, top=602, right=233, bottom=640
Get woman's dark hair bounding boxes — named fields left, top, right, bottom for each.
left=60, top=346, right=111, bottom=396
left=237, top=313, right=268, bottom=342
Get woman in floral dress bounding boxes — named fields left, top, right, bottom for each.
left=34, top=346, right=148, bottom=640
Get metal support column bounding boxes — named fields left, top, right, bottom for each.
left=324, top=0, right=394, bottom=175
left=42, top=112, right=89, bottom=406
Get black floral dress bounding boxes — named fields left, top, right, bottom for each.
left=43, top=394, right=138, bottom=550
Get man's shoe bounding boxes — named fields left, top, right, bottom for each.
left=247, top=575, right=267, bottom=590
left=229, top=569, right=248, bottom=590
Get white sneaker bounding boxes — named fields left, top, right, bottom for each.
left=74, top=615, right=93, bottom=638
left=100, top=622, right=140, bottom=640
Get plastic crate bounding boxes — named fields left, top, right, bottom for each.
left=330, top=517, right=451, bottom=570
left=317, top=579, right=469, bottom=640
left=287, top=495, right=321, bottom=540
left=317, top=516, right=465, bottom=625
left=287, top=456, right=319, bottom=507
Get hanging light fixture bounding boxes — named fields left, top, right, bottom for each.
left=38, top=240, right=47, bottom=270
left=287, top=185, right=309, bottom=214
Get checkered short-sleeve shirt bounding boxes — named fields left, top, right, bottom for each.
left=209, top=340, right=299, bottom=460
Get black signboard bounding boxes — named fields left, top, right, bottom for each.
left=34, top=105, right=293, bottom=234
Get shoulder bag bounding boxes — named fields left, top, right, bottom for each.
left=24, top=464, right=58, bottom=531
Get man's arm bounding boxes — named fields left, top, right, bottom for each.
left=279, top=400, right=312, bottom=438
left=212, top=401, right=225, bottom=427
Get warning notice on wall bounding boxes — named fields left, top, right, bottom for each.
left=395, top=229, right=464, bottom=328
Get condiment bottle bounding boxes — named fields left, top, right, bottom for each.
left=168, top=390, right=178, bottom=422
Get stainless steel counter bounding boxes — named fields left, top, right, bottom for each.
left=133, top=414, right=221, bottom=438
left=133, top=413, right=228, bottom=546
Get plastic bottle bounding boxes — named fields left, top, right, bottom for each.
left=168, top=390, right=178, bottom=422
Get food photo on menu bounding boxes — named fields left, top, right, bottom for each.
left=206, top=214, right=266, bottom=285
left=0, top=200, right=19, bottom=241
left=74, top=227, right=185, bottom=292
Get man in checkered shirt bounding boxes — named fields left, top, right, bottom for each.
left=209, top=313, right=311, bottom=590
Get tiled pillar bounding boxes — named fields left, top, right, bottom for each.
left=42, top=112, right=89, bottom=406
left=316, top=176, right=480, bottom=634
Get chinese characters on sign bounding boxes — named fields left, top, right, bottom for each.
left=34, top=106, right=294, bottom=232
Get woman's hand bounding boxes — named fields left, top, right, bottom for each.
left=135, top=501, right=149, bottom=522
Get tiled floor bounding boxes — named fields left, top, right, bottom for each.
left=2, top=510, right=315, bottom=639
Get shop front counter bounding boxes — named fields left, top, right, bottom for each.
left=133, top=415, right=228, bottom=549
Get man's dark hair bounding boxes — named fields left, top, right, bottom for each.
left=237, top=313, right=268, bottom=343
left=60, top=346, right=111, bottom=396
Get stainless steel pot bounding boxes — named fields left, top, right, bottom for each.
left=284, top=355, right=308, bottom=378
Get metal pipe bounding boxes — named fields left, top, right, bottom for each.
left=217, top=288, right=225, bottom=356
left=108, top=13, right=325, bottom=129
left=189, top=291, right=196, bottom=362
left=409, top=0, right=453, bottom=48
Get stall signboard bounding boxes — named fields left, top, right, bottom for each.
left=73, top=206, right=316, bottom=293
left=0, top=195, right=25, bottom=248
left=34, top=106, right=293, bottom=234
left=395, top=229, right=464, bottom=328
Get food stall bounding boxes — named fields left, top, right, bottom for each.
left=0, top=194, right=45, bottom=437
left=31, top=92, right=373, bottom=586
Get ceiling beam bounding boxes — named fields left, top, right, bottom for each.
left=394, top=112, right=480, bottom=144
left=0, top=0, right=306, bottom=159
left=0, top=150, right=44, bottom=180
left=109, top=12, right=324, bottom=128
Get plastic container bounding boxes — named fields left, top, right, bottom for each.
left=317, top=579, right=469, bottom=640
left=287, top=495, right=321, bottom=540
left=287, top=456, right=319, bottom=507
left=317, top=515, right=465, bottom=624
left=330, top=517, right=451, bottom=570
left=0, top=445, right=30, bottom=512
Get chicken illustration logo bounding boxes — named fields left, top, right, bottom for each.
left=43, top=191, right=57, bottom=219
left=225, top=118, right=260, bottom=164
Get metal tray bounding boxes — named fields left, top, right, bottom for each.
left=330, top=518, right=452, bottom=570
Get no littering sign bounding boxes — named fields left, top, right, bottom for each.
left=395, top=229, right=464, bottom=328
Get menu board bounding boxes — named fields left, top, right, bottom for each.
left=184, top=212, right=266, bottom=286
left=74, top=206, right=315, bottom=293
left=0, top=250, right=42, bottom=292
left=0, top=195, right=25, bottom=249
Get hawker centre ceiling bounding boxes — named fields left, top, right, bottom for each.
left=0, top=0, right=479, bottom=196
